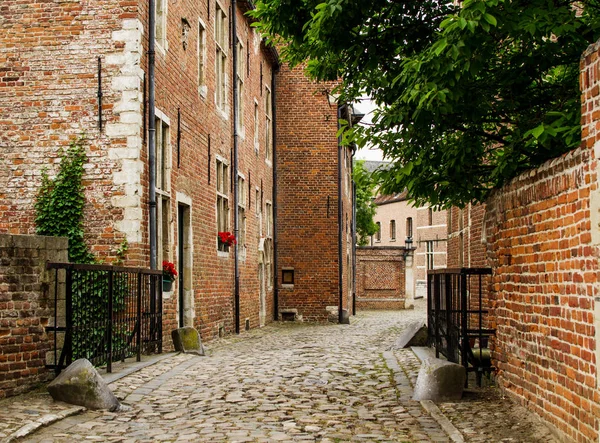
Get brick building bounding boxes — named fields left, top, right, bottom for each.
left=370, top=184, right=447, bottom=300
left=0, top=0, right=355, bottom=367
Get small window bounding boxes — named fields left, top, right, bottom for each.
left=237, top=174, right=246, bottom=249
left=235, top=38, right=245, bottom=132
left=428, top=207, right=433, bottom=226
left=426, top=241, right=435, bottom=270
left=375, top=222, right=381, bottom=242
left=390, top=220, right=396, bottom=241
left=198, top=21, right=206, bottom=94
left=406, top=217, right=413, bottom=238
left=215, top=2, right=228, bottom=111
left=282, top=269, right=294, bottom=285
left=265, top=201, right=273, bottom=238
left=254, top=101, right=259, bottom=152
left=216, top=157, right=230, bottom=251
left=155, top=0, right=168, bottom=49
left=265, top=86, right=272, bottom=163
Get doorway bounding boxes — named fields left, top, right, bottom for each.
left=178, top=204, right=191, bottom=328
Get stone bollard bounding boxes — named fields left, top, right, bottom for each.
left=412, top=357, right=466, bottom=402
left=171, top=326, right=205, bottom=356
left=47, top=359, right=122, bottom=411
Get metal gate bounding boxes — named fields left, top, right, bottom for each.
left=427, top=267, right=495, bottom=386
left=46, top=262, right=163, bottom=374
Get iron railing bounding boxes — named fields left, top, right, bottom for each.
left=427, top=268, right=495, bottom=387
left=46, top=262, right=163, bottom=374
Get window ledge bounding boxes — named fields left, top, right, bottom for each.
left=217, top=250, right=230, bottom=258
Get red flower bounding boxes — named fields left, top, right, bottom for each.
left=218, top=231, right=237, bottom=246
left=162, top=261, right=178, bottom=281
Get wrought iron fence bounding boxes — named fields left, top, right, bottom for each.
left=427, top=268, right=495, bottom=387
left=46, top=262, right=163, bottom=374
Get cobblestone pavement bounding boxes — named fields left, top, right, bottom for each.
left=4, top=301, right=558, bottom=443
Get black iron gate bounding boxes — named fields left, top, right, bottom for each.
left=46, top=262, right=163, bottom=374
left=427, top=268, right=495, bottom=387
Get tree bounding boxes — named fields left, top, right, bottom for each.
left=251, top=0, right=600, bottom=207
left=353, top=160, right=379, bottom=245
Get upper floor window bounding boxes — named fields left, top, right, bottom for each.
left=154, top=113, right=171, bottom=265
left=238, top=174, right=246, bottom=250
left=406, top=217, right=413, bottom=238
left=236, top=38, right=245, bottom=133
left=254, top=100, right=259, bottom=152
left=375, top=222, right=381, bottom=242
left=428, top=207, right=433, bottom=225
left=265, top=86, right=272, bottom=163
left=390, top=220, right=396, bottom=241
left=154, top=0, right=168, bottom=50
left=215, top=2, right=228, bottom=111
left=198, top=20, right=207, bottom=96
left=265, top=201, right=273, bottom=238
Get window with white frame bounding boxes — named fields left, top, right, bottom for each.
left=216, top=157, right=230, bottom=251
left=155, top=116, right=171, bottom=263
left=237, top=174, right=246, bottom=250
left=236, top=38, right=245, bottom=133
left=265, top=201, right=273, bottom=238
left=426, top=241, right=435, bottom=270
left=265, top=86, right=272, bottom=162
left=254, top=101, right=259, bottom=152
left=155, top=0, right=167, bottom=50
left=215, top=2, right=228, bottom=111
left=198, top=20, right=206, bottom=94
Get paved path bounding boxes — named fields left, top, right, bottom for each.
left=3, top=302, right=558, bottom=443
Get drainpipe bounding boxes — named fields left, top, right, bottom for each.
left=272, top=67, right=279, bottom=321
left=232, top=0, right=240, bottom=334
left=148, top=0, right=157, bottom=270
left=352, top=153, right=356, bottom=315
left=337, top=105, right=344, bottom=324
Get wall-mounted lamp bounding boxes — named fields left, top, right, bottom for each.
left=403, top=236, right=413, bottom=257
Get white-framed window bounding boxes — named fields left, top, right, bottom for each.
left=237, top=174, right=246, bottom=250
left=390, top=220, right=396, bottom=241
left=216, top=157, right=230, bottom=251
left=155, top=0, right=168, bottom=51
left=198, top=20, right=207, bottom=96
left=253, top=100, right=259, bottom=152
left=215, top=2, right=228, bottom=111
left=236, top=38, right=245, bottom=134
left=265, top=201, right=273, bottom=238
left=265, top=85, right=272, bottom=163
left=426, top=241, right=435, bottom=270
left=155, top=113, right=171, bottom=263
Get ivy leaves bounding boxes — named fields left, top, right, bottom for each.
left=35, top=139, right=94, bottom=264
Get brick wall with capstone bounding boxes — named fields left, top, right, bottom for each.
left=0, top=234, right=68, bottom=399
left=356, top=247, right=406, bottom=310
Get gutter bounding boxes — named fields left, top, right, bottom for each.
left=337, top=105, right=344, bottom=324
left=232, top=0, right=240, bottom=334
left=272, top=66, right=279, bottom=320
left=148, top=0, right=157, bottom=270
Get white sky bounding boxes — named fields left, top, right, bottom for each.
left=353, top=97, right=384, bottom=162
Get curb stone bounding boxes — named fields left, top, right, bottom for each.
left=383, top=350, right=465, bottom=443
left=4, top=406, right=85, bottom=443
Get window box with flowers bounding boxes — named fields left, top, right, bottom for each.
left=218, top=231, right=236, bottom=252
left=162, top=261, right=178, bottom=292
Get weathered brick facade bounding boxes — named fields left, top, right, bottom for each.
left=356, top=247, right=406, bottom=310
left=446, top=203, right=487, bottom=269
left=0, top=234, right=68, bottom=399
left=1, top=0, right=354, bottom=384
left=275, top=64, right=354, bottom=321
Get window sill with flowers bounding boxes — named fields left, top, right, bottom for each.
left=217, top=231, right=236, bottom=256
left=162, top=261, right=178, bottom=293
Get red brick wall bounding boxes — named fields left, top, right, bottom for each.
left=446, top=203, right=487, bottom=269
left=275, top=64, right=352, bottom=321
left=356, top=247, right=406, bottom=310
left=0, top=234, right=68, bottom=399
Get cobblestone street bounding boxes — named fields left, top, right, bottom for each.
left=2, top=303, right=557, bottom=443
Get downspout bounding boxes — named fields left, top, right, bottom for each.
left=232, top=0, right=240, bottom=334
left=148, top=0, right=157, bottom=269
left=272, top=66, right=279, bottom=320
left=352, top=153, right=356, bottom=315
left=337, top=105, right=344, bottom=324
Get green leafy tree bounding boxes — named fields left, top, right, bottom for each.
left=353, top=160, right=379, bottom=245
left=35, top=139, right=95, bottom=264
left=251, top=0, right=600, bottom=207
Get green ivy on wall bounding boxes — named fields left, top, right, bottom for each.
left=35, top=138, right=95, bottom=264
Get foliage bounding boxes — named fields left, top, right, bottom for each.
left=35, top=139, right=95, bottom=263
left=251, top=0, right=600, bottom=207
left=353, top=160, right=379, bottom=245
